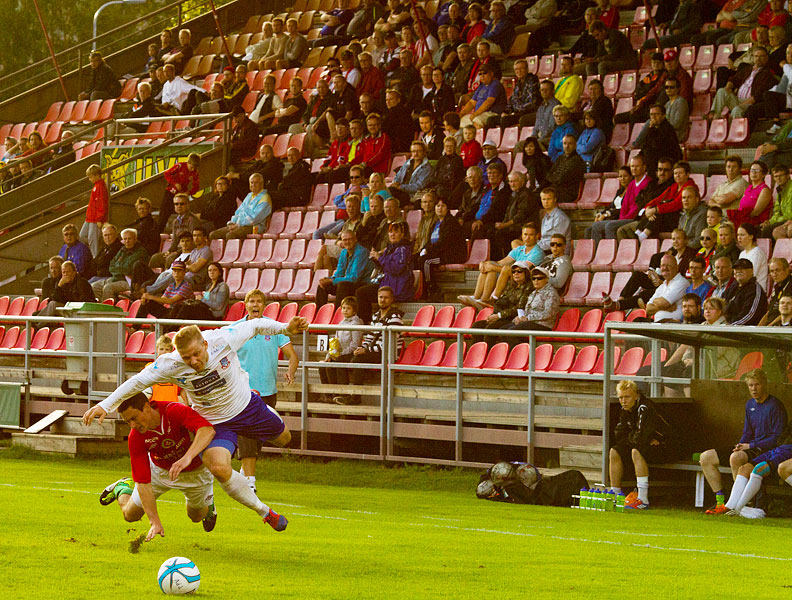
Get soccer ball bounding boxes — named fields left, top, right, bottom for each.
left=516, top=463, right=541, bottom=489
left=157, top=557, right=201, bottom=595
left=490, top=461, right=517, bottom=485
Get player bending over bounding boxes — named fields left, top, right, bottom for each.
left=699, top=368, right=788, bottom=515
left=84, top=316, right=309, bottom=532
left=100, top=393, right=217, bottom=541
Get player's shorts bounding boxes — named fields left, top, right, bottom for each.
left=237, top=394, right=278, bottom=459
left=712, top=445, right=764, bottom=463
left=208, top=390, right=286, bottom=455
left=750, top=445, right=792, bottom=471
left=611, top=441, right=677, bottom=466
left=130, top=462, right=214, bottom=509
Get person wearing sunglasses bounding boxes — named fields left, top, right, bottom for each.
left=697, top=227, right=718, bottom=278
left=500, top=266, right=559, bottom=344
left=536, top=233, right=572, bottom=291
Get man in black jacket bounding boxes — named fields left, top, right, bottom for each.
left=128, top=198, right=160, bottom=257
left=229, top=106, right=260, bottom=165
left=546, top=135, right=586, bottom=205
left=634, top=104, right=681, bottom=175
left=78, top=51, right=121, bottom=101
left=609, top=379, right=676, bottom=510
left=246, top=144, right=283, bottom=191
left=269, top=147, right=314, bottom=210
left=726, top=258, right=769, bottom=326
left=382, top=88, right=415, bottom=153
left=91, top=225, right=123, bottom=283
left=36, top=261, right=97, bottom=316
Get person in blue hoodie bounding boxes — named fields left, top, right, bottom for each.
left=316, top=229, right=374, bottom=308
left=209, top=172, right=272, bottom=240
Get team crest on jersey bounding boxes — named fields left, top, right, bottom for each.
left=177, top=377, right=187, bottom=385
left=264, top=335, right=271, bottom=340
left=220, top=357, right=230, bottom=370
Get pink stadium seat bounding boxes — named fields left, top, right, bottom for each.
left=406, top=210, right=421, bottom=237
left=263, top=239, right=289, bottom=269
left=553, top=307, right=580, bottom=333
left=125, top=330, right=145, bottom=354
left=757, top=237, right=771, bottom=259
left=43, top=327, right=65, bottom=352
left=628, top=122, right=643, bottom=147
left=530, top=343, right=554, bottom=372
left=0, top=327, right=18, bottom=350
left=610, top=123, right=630, bottom=147
left=576, top=178, right=602, bottom=210
left=616, top=71, right=637, bottom=98
left=262, top=211, right=286, bottom=239
left=480, top=342, right=508, bottom=370
left=499, top=126, right=519, bottom=151
left=464, top=239, right=490, bottom=268
left=585, top=272, right=612, bottom=305
left=576, top=308, right=603, bottom=335
left=305, top=268, right=329, bottom=300
left=249, top=238, right=274, bottom=268
left=286, top=269, right=313, bottom=300
left=281, top=239, right=307, bottom=268
left=21, top=297, right=39, bottom=317
left=298, top=302, right=317, bottom=323
left=633, top=239, right=659, bottom=272
left=407, top=304, right=435, bottom=336
left=694, top=45, right=715, bottom=70
left=429, top=305, right=455, bottom=335
left=725, top=118, right=749, bottom=146
left=296, top=212, right=320, bottom=238
left=570, top=345, right=599, bottom=373
left=228, top=267, right=261, bottom=300
left=504, top=343, right=530, bottom=370
left=440, top=342, right=466, bottom=368
left=256, top=269, right=277, bottom=297
left=0, top=296, right=10, bottom=316
left=537, top=54, right=555, bottom=77
left=272, top=133, right=291, bottom=158
left=225, top=268, right=243, bottom=296
left=223, top=301, right=246, bottom=322
left=420, top=340, right=446, bottom=367
left=614, top=96, right=633, bottom=116
left=219, top=239, right=241, bottom=267
left=269, top=269, right=296, bottom=299
left=463, top=342, right=488, bottom=368
left=772, top=238, right=792, bottom=260
left=592, top=347, right=620, bottom=374
left=590, top=239, right=616, bottom=272
left=397, top=339, right=425, bottom=365
left=713, top=43, right=734, bottom=68
left=705, top=118, right=728, bottom=149
left=127, top=299, right=142, bottom=319
left=310, top=183, right=330, bottom=210
left=598, top=310, right=626, bottom=333
left=561, top=271, right=590, bottom=305
left=547, top=344, right=575, bottom=373
left=277, top=302, right=298, bottom=322
left=693, top=68, right=713, bottom=94
left=611, top=240, right=638, bottom=272
left=262, top=302, right=280, bottom=320
left=298, top=239, right=323, bottom=268
left=571, top=239, right=594, bottom=270
left=312, top=302, right=336, bottom=327
left=603, top=73, right=619, bottom=97
left=615, top=347, right=645, bottom=375
left=5, top=297, right=24, bottom=318
left=678, top=46, right=696, bottom=70
left=232, top=238, right=258, bottom=268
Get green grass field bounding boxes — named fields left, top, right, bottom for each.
left=2, top=448, right=792, bottom=599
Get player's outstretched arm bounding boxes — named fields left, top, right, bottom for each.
left=169, top=426, right=215, bottom=482
left=285, top=316, right=309, bottom=336
left=82, top=405, right=107, bottom=426
left=138, top=483, right=165, bottom=542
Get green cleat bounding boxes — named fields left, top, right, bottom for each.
left=202, top=502, right=218, bottom=532
left=99, top=477, right=133, bottom=506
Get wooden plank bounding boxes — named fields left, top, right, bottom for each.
left=23, top=409, right=69, bottom=433
left=26, top=399, right=89, bottom=416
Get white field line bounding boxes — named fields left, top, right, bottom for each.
left=0, top=482, right=785, bottom=562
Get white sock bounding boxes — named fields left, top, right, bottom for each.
left=247, top=475, right=257, bottom=488
left=725, top=474, right=749, bottom=509
left=734, top=473, right=764, bottom=513
left=610, top=487, right=622, bottom=495
left=637, top=476, right=649, bottom=504
left=785, top=474, right=792, bottom=487
left=637, top=231, right=648, bottom=241
left=220, top=470, right=270, bottom=518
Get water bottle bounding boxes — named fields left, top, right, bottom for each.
left=605, top=489, right=616, bottom=511
left=594, top=487, right=605, bottom=511
left=616, top=492, right=626, bottom=513
left=579, top=488, right=588, bottom=509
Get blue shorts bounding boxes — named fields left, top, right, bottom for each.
left=751, top=445, right=792, bottom=471
left=207, top=391, right=286, bottom=455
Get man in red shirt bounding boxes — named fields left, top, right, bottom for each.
left=358, top=113, right=391, bottom=174
left=81, top=164, right=109, bottom=257
left=99, top=392, right=217, bottom=542
left=161, top=153, right=201, bottom=232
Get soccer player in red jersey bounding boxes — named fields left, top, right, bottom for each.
left=99, top=393, right=217, bottom=542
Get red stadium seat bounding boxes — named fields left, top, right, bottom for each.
left=504, top=343, right=530, bottom=370
left=277, top=302, right=298, bottom=323
left=462, top=342, right=488, bottom=368
left=576, top=178, right=602, bottom=210
left=21, top=297, right=39, bottom=317
left=298, top=302, right=317, bottom=323
left=570, top=345, right=599, bottom=373
left=119, top=77, right=140, bottom=101
left=0, top=327, right=20, bottom=349
left=249, top=238, right=274, bottom=268
left=547, top=344, right=575, bottom=372
left=286, top=268, right=313, bottom=300
left=590, top=239, right=616, bottom=272
left=475, top=306, right=494, bottom=321
left=592, top=347, right=621, bottom=374
left=626, top=308, right=647, bottom=322
left=397, top=339, right=425, bottom=365
left=576, top=308, right=603, bottom=335
left=419, top=340, right=446, bottom=366
left=571, top=239, right=594, bottom=270
left=44, top=102, right=63, bottom=122
left=481, top=342, right=509, bottom=369
left=82, top=100, right=102, bottom=123
left=127, top=299, right=142, bottom=319
left=430, top=305, right=455, bottom=330
left=5, top=297, right=24, bottom=317
left=223, top=301, right=246, bottom=322
left=450, top=305, right=475, bottom=331
left=561, top=271, right=590, bottom=305
left=598, top=310, right=626, bottom=333
left=0, top=296, right=11, bottom=316
left=139, top=332, right=157, bottom=356
left=312, top=302, right=335, bottom=327
left=553, top=307, right=580, bottom=332
left=530, top=343, right=554, bottom=372
left=407, top=305, right=435, bottom=336
left=733, top=351, right=764, bottom=381
left=615, top=347, right=644, bottom=375
left=125, top=330, right=145, bottom=354
left=705, top=118, right=728, bottom=149
left=269, top=269, right=296, bottom=299
left=440, top=342, right=466, bottom=368
left=585, top=272, right=612, bottom=305
left=642, top=349, right=668, bottom=368
left=725, top=118, right=749, bottom=147
left=611, top=240, right=638, bottom=272
left=43, top=327, right=65, bottom=352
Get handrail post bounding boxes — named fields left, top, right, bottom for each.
left=382, top=326, right=391, bottom=460
left=300, top=328, right=308, bottom=451
left=117, top=321, right=125, bottom=387
left=454, top=331, right=463, bottom=462
left=649, top=337, right=661, bottom=398
left=602, top=326, right=613, bottom=484
left=88, top=320, right=95, bottom=402
left=526, top=332, right=536, bottom=463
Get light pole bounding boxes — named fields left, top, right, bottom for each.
left=93, top=0, right=147, bottom=50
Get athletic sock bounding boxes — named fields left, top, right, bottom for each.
left=219, top=470, right=270, bottom=518
left=715, top=490, right=725, bottom=506
left=637, top=231, right=648, bottom=242
left=786, top=475, right=792, bottom=487
left=734, top=473, right=764, bottom=513
left=636, top=476, right=649, bottom=504
left=247, top=476, right=257, bottom=490
left=725, top=474, right=749, bottom=510
left=610, top=487, right=622, bottom=495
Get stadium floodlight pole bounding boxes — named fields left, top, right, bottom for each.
left=31, top=0, right=69, bottom=101
left=207, top=0, right=234, bottom=69
left=642, top=0, right=662, bottom=52
left=93, top=0, right=147, bottom=51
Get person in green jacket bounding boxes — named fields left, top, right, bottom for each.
left=762, top=163, right=792, bottom=239
left=92, top=228, right=149, bottom=301
left=757, top=121, right=792, bottom=169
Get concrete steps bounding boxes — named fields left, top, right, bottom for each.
left=11, top=432, right=127, bottom=457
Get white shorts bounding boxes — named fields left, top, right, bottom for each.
left=130, top=462, right=214, bottom=509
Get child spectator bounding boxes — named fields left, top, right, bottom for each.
left=82, top=165, right=108, bottom=257
left=318, top=296, right=364, bottom=403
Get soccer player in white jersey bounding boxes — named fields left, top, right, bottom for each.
left=83, top=316, right=309, bottom=531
